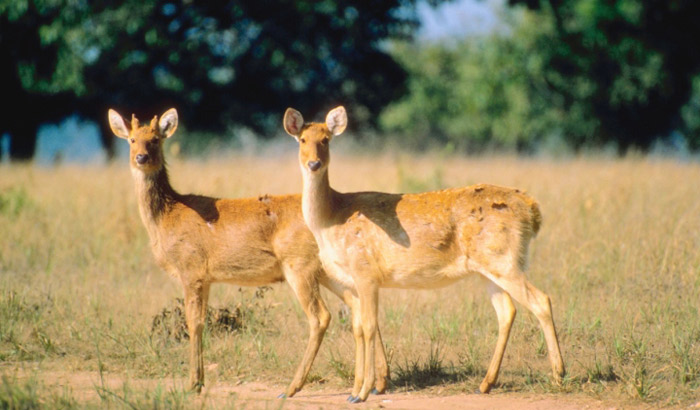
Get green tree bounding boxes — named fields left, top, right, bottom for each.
left=0, top=0, right=92, bottom=160
left=381, top=10, right=567, bottom=152
left=1, top=0, right=444, bottom=161
left=509, top=0, right=700, bottom=152
left=679, top=74, right=700, bottom=151
left=383, top=0, right=700, bottom=153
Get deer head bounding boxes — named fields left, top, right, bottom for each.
left=108, top=108, right=178, bottom=174
left=284, top=106, right=347, bottom=174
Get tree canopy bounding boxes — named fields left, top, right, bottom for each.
left=4, top=0, right=700, bottom=159
left=513, top=0, right=700, bottom=151
left=381, top=0, right=700, bottom=153
left=1, top=0, right=437, bottom=160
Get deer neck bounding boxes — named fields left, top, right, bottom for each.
left=132, top=165, right=178, bottom=236
left=301, top=167, right=336, bottom=233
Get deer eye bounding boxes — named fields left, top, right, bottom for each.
left=129, top=138, right=135, bottom=143
left=300, top=137, right=306, bottom=144
left=321, top=137, right=329, bottom=145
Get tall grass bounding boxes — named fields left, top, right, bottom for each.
left=1, top=153, right=698, bottom=407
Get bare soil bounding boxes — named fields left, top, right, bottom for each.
left=13, top=368, right=647, bottom=410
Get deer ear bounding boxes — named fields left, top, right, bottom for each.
left=108, top=109, right=130, bottom=139
left=284, top=108, right=304, bottom=138
left=158, top=108, right=178, bottom=138
left=325, top=106, right=347, bottom=136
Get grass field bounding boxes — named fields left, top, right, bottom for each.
left=1, top=151, right=699, bottom=408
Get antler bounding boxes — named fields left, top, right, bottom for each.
left=150, top=116, right=158, bottom=131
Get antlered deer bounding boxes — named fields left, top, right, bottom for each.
left=284, top=106, right=566, bottom=403
left=108, top=108, right=389, bottom=398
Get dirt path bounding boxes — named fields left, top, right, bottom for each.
left=232, top=384, right=616, bottom=410
left=11, top=369, right=632, bottom=410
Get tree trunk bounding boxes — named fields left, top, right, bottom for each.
left=8, top=126, right=37, bottom=162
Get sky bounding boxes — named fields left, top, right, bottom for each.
left=417, top=0, right=501, bottom=41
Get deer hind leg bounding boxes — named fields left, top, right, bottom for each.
left=281, top=265, right=331, bottom=398
left=479, top=282, right=516, bottom=394
left=183, top=279, right=211, bottom=393
left=480, top=266, right=565, bottom=383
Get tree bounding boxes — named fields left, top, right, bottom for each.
left=508, top=0, right=700, bottom=152
left=0, top=0, right=94, bottom=160
left=381, top=0, right=700, bottom=153
left=1, top=0, right=442, bottom=161
left=380, top=11, right=567, bottom=152
left=679, top=74, right=700, bottom=151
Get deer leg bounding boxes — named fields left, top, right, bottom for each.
left=349, top=294, right=366, bottom=400
left=320, top=276, right=390, bottom=399
left=355, top=281, right=379, bottom=403
left=483, top=270, right=565, bottom=383
left=183, top=280, right=210, bottom=393
left=281, top=266, right=331, bottom=398
left=373, top=327, right=389, bottom=394
left=522, top=280, right=566, bottom=381
left=479, top=283, right=516, bottom=393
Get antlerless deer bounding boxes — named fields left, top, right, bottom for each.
left=284, top=106, right=565, bottom=403
left=108, top=108, right=389, bottom=398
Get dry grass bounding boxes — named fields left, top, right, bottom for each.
left=1, top=151, right=699, bottom=408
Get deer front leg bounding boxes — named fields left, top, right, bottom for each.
left=373, top=328, right=389, bottom=394
left=354, top=280, right=379, bottom=403
left=280, top=266, right=331, bottom=398
left=349, top=295, right=366, bottom=401
left=320, top=280, right=383, bottom=401
left=347, top=296, right=389, bottom=400
left=183, top=280, right=210, bottom=393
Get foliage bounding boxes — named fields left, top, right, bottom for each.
left=508, top=0, right=700, bottom=152
left=0, top=0, right=439, bottom=160
left=679, top=74, right=700, bottom=151
left=381, top=0, right=700, bottom=153
left=380, top=11, right=564, bottom=152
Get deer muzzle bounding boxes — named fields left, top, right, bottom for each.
left=135, top=154, right=149, bottom=165
left=307, top=160, right=322, bottom=172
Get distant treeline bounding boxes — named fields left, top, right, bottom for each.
left=2, top=0, right=700, bottom=160
left=381, top=0, right=700, bottom=154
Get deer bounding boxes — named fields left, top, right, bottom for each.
left=107, top=108, right=390, bottom=399
left=283, top=106, right=566, bottom=403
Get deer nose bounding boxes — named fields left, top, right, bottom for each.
left=307, top=160, right=322, bottom=171
left=135, top=154, right=149, bottom=165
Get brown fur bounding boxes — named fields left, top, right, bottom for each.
left=108, top=108, right=389, bottom=397
left=285, top=106, right=566, bottom=402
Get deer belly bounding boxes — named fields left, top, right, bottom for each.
left=208, top=250, right=284, bottom=285
left=381, top=255, right=468, bottom=289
